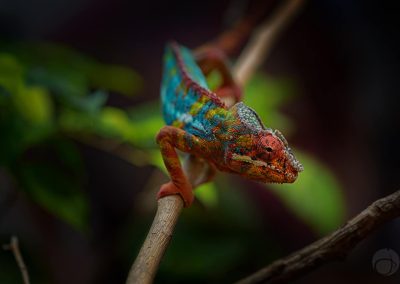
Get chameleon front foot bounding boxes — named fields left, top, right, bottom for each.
left=157, top=181, right=194, bottom=207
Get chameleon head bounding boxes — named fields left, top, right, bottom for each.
left=230, top=129, right=303, bottom=183
left=258, top=129, right=303, bottom=183
left=227, top=102, right=303, bottom=183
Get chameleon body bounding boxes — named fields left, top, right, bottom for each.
left=157, top=42, right=303, bottom=207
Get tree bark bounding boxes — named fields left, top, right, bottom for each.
left=236, top=190, right=400, bottom=284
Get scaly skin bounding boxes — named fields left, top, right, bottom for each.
left=157, top=42, right=303, bottom=207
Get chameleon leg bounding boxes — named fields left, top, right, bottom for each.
left=195, top=47, right=242, bottom=103
left=156, top=126, right=205, bottom=207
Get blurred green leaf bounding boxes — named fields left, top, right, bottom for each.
left=206, top=69, right=223, bottom=91
left=1, top=42, right=142, bottom=96
left=59, top=107, right=135, bottom=141
left=269, top=151, right=345, bottom=235
left=0, top=53, right=24, bottom=95
left=64, top=90, right=108, bottom=113
left=19, top=164, right=88, bottom=232
left=11, top=85, right=54, bottom=149
left=0, top=112, right=24, bottom=165
left=217, top=176, right=262, bottom=229
left=244, top=73, right=295, bottom=110
left=13, top=86, right=53, bottom=124
left=98, top=107, right=136, bottom=140
left=60, top=101, right=161, bottom=150
left=15, top=139, right=88, bottom=231
left=194, top=182, right=218, bottom=207
left=0, top=53, right=54, bottom=140
left=27, top=66, right=88, bottom=98
left=89, top=64, right=142, bottom=96
left=128, top=101, right=163, bottom=148
left=0, top=41, right=147, bottom=235
left=148, top=149, right=165, bottom=171
left=243, top=73, right=296, bottom=133
left=0, top=85, right=54, bottom=165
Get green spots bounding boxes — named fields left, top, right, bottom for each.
left=189, top=101, right=205, bottom=116
left=172, top=120, right=184, bottom=128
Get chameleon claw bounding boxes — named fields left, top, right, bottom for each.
left=157, top=181, right=194, bottom=207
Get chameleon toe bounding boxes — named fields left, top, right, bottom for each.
left=157, top=181, right=194, bottom=207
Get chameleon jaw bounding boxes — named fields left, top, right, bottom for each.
left=231, top=153, right=299, bottom=183
left=232, top=153, right=278, bottom=170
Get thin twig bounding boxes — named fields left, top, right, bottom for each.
left=126, top=1, right=305, bottom=283
left=233, top=0, right=305, bottom=86
left=236, top=190, right=400, bottom=284
left=3, top=236, right=31, bottom=284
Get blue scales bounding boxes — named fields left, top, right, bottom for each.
left=160, top=43, right=226, bottom=141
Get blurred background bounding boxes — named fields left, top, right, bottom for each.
left=1, top=0, right=400, bottom=283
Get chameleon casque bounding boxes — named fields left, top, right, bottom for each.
left=157, top=42, right=303, bottom=207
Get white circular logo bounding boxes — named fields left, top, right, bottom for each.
left=372, top=248, right=399, bottom=276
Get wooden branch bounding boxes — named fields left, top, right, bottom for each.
left=233, top=0, right=305, bottom=87
left=3, top=236, right=30, bottom=284
left=126, top=195, right=183, bottom=284
left=126, top=1, right=305, bottom=283
left=126, top=154, right=215, bottom=284
left=236, top=190, right=400, bottom=284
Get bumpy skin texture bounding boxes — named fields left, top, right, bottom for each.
left=157, top=42, right=303, bottom=207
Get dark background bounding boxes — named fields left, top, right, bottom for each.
left=1, top=0, right=400, bottom=283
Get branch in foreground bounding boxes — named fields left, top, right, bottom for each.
left=236, top=190, right=400, bottom=284
left=126, top=153, right=214, bottom=284
left=3, top=236, right=30, bottom=284
left=126, top=195, right=183, bottom=284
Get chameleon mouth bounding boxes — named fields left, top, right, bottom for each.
left=231, top=154, right=284, bottom=173
left=232, top=153, right=300, bottom=183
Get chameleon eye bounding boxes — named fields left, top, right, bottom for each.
left=258, top=146, right=276, bottom=161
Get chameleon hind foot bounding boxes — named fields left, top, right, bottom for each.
left=194, top=46, right=242, bottom=103
left=157, top=181, right=194, bottom=207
